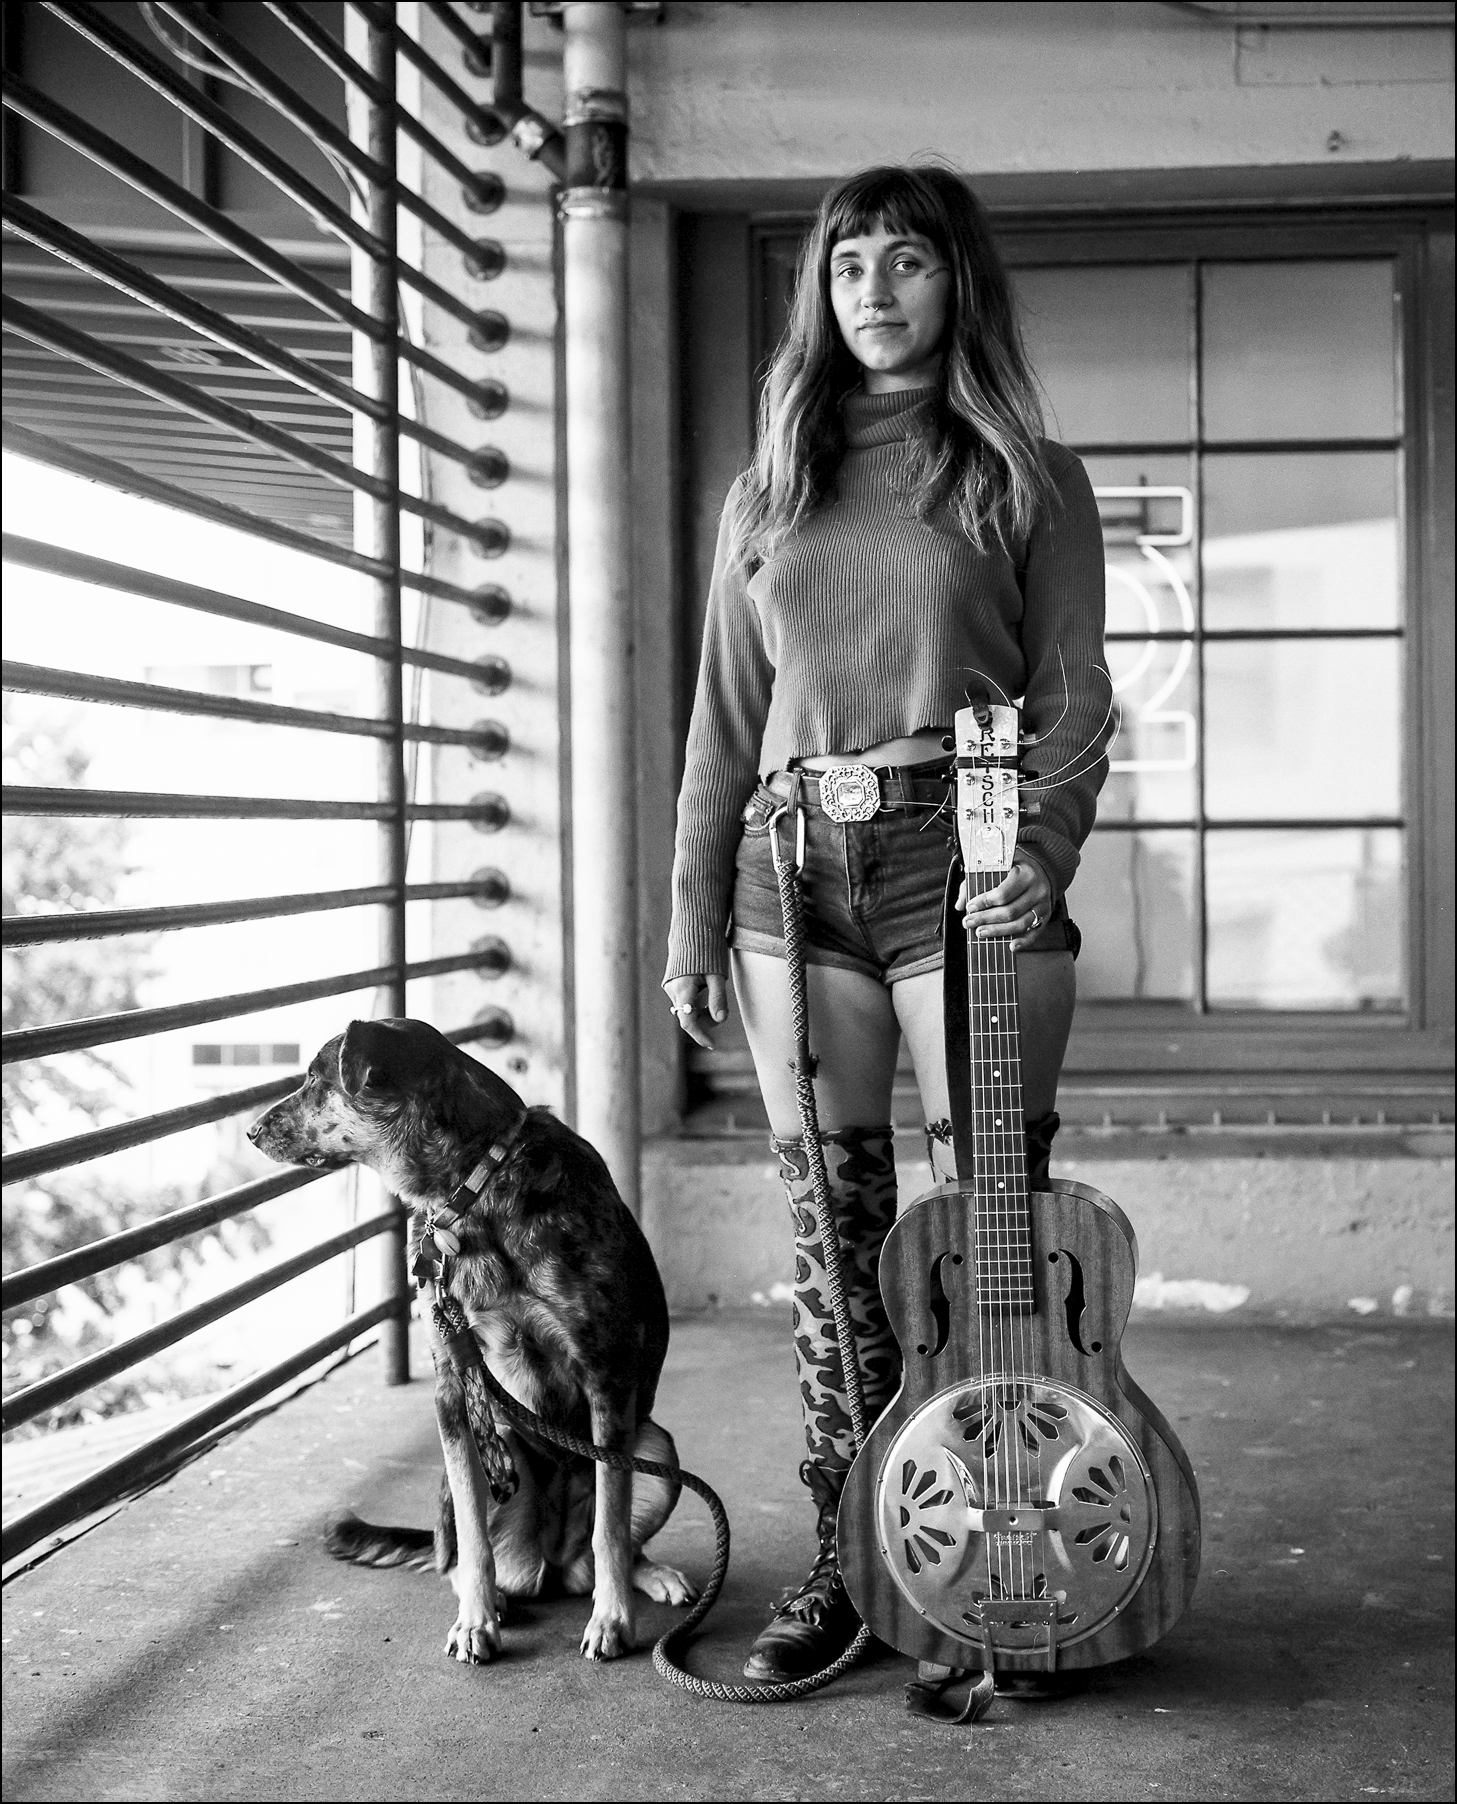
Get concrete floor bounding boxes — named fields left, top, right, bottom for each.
left=2, top=1310, right=1453, bottom=1804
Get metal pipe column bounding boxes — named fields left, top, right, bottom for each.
left=364, top=17, right=410, bottom=1380
left=559, top=3, right=638, bottom=1212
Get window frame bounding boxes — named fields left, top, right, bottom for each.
left=741, top=203, right=1452, bottom=1113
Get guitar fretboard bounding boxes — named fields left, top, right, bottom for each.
left=966, top=874, right=1033, bottom=1314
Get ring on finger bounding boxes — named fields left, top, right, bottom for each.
left=670, top=1002, right=696, bottom=1019
left=1028, top=908, right=1041, bottom=931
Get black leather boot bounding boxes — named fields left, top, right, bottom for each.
left=744, top=1460, right=862, bottom=1681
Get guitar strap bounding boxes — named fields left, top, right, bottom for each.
left=941, top=852, right=977, bottom=1179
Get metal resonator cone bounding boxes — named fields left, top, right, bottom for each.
left=874, top=1377, right=1157, bottom=1652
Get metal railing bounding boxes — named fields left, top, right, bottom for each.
left=1, top=1, right=535, bottom=1564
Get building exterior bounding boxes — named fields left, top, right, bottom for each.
left=2, top=2, right=1452, bottom=1345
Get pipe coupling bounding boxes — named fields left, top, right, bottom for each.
left=558, top=188, right=628, bottom=222
left=562, top=86, right=627, bottom=128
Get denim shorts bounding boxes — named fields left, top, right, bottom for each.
left=728, top=760, right=1079, bottom=984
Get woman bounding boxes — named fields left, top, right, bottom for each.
left=663, top=165, right=1109, bottom=1681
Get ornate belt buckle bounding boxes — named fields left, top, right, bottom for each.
left=818, top=763, right=881, bottom=823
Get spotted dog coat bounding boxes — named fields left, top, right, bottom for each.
left=247, top=1017, right=695, bottom=1665
left=773, top=1127, right=901, bottom=1474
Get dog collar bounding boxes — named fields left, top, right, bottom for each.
left=411, top=1107, right=530, bottom=1287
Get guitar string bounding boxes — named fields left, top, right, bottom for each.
left=969, top=865, right=1001, bottom=1633
left=968, top=718, right=1042, bottom=1643
left=971, top=855, right=1019, bottom=1625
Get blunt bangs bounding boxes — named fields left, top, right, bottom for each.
left=820, top=169, right=949, bottom=263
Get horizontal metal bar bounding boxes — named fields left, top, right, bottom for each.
left=2, top=878, right=494, bottom=948
left=3, top=192, right=378, bottom=422
left=1, top=661, right=496, bottom=748
left=44, top=0, right=383, bottom=257
left=0, top=1296, right=400, bottom=1564
left=377, top=7, right=498, bottom=121
left=1075, top=437, right=1402, bottom=457
left=265, top=0, right=492, bottom=195
left=0, top=429, right=485, bottom=610
left=1092, top=818, right=1406, bottom=832
left=0, top=967, right=516, bottom=1183
left=391, top=2, right=565, bottom=178
left=2, top=786, right=503, bottom=822
left=0, top=69, right=379, bottom=340
left=153, top=0, right=490, bottom=267
left=1, top=1075, right=302, bottom=1187
left=2, top=1208, right=399, bottom=1432
left=422, top=0, right=493, bottom=65
left=0, top=536, right=491, bottom=681
left=1106, top=628, right=1404, bottom=641
left=2, top=296, right=498, bottom=545
left=3, top=291, right=375, bottom=491
left=0, top=1167, right=321, bottom=1313
left=3, top=949, right=503, bottom=1063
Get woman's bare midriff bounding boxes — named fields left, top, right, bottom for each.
left=797, top=729, right=948, bottom=771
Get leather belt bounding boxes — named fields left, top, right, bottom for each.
left=769, top=759, right=953, bottom=823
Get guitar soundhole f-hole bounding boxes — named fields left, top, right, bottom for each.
left=1049, top=1248, right=1102, bottom=1356
left=917, top=1251, right=964, bottom=1357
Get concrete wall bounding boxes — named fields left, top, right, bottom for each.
left=641, top=1137, right=1456, bottom=1321
left=628, top=1, right=1455, bottom=189
left=413, top=7, right=572, bottom=1114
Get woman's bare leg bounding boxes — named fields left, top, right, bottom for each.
left=891, top=950, right=1076, bottom=1175
left=731, top=949, right=903, bottom=1136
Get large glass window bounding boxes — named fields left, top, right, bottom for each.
left=1016, top=256, right=1405, bottom=1014
left=724, top=209, right=1448, bottom=1118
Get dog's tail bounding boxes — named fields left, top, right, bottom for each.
left=324, top=1508, right=436, bottom=1572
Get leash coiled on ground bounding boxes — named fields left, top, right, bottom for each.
left=429, top=795, right=872, bottom=1702
left=433, top=1289, right=867, bottom=1702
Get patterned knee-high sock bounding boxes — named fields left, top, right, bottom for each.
left=773, top=1126, right=900, bottom=1477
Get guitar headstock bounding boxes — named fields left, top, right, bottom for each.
left=953, top=701, right=1020, bottom=879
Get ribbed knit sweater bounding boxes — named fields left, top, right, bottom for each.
left=664, top=386, right=1109, bottom=984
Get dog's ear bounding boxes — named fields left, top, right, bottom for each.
left=338, top=1018, right=442, bottom=1098
left=338, top=1019, right=398, bottom=1097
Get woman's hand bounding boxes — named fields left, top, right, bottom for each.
left=958, top=858, right=1053, bottom=949
left=664, top=975, right=730, bottom=1049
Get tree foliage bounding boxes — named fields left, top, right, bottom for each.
left=3, top=699, right=270, bottom=1431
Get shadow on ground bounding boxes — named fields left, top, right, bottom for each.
left=2, top=1310, right=1452, bottom=1803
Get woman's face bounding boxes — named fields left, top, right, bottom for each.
left=827, top=224, right=950, bottom=393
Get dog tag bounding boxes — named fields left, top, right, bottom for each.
left=432, top=1225, right=461, bottom=1257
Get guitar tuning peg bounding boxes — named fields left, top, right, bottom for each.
left=941, top=734, right=956, bottom=753
left=1019, top=732, right=1039, bottom=747
left=1022, top=799, right=1043, bottom=818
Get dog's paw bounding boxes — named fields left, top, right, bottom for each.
left=445, top=1609, right=503, bottom=1665
left=580, top=1604, right=634, bottom=1662
left=632, top=1557, right=698, bottom=1607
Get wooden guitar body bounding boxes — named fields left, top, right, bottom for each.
left=838, top=1176, right=1201, bottom=1674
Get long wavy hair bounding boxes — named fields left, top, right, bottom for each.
left=733, top=164, right=1053, bottom=565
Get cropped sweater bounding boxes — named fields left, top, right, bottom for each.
left=664, top=386, right=1109, bottom=984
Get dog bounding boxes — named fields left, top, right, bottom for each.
left=247, top=1016, right=695, bottom=1664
